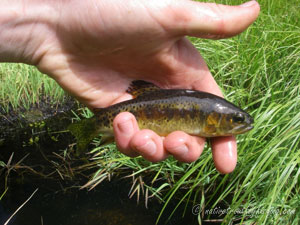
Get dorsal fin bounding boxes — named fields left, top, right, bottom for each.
left=92, top=108, right=104, bottom=113
left=126, top=80, right=161, bottom=98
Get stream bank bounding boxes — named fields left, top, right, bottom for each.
left=0, top=98, right=200, bottom=225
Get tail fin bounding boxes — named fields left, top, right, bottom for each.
left=68, top=117, right=98, bottom=156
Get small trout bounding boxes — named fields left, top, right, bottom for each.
left=69, top=80, right=254, bottom=152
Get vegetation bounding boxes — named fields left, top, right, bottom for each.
left=0, top=0, right=299, bottom=224
left=82, top=0, right=300, bottom=224
left=0, top=63, right=65, bottom=112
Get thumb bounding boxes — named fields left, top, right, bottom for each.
left=163, top=0, right=260, bottom=39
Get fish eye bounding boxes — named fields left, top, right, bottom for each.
left=232, top=113, right=245, bottom=123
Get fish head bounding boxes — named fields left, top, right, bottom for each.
left=204, top=101, right=254, bottom=136
left=223, top=111, right=254, bottom=135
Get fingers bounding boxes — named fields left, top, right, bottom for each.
left=113, top=112, right=168, bottom=161
left=164, top=131, right=205, bottom=162
left=113, top=112, right=206, bottom=162
left=114, top=113, right=237, bottom=174
left=113, top=112, right=140, bottom=157
left=211, top=136, right=237, bottom=174
left=130, top=129, right=168, bottom=162
left=164, top=0, right=260, bottom=39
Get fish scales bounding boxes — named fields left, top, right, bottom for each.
left=69, top=81, right=254, bottom=154
left=94, top=89, right=251, bottom=137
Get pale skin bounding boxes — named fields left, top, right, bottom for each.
left=0, top=0, right=260, bottom=173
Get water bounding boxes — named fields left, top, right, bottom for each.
left=1, top=173, right=199, bottom=225
left=1, top=178, right=154, bottom=225
left=0, top=107, right=199, bottom=225
left=0, top=129, right=198, bottom=225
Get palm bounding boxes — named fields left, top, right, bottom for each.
left=34, top=0, right=259, bottom=172
left=38, top=0, right=234, bottom=108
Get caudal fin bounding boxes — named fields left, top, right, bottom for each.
left=68, top=117, right=98, bottom=156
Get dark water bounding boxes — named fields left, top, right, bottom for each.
left=0, top=106, right=200, bottom=225
left=0, top=130, right=198, bottom=225
left=0, top=175, right=199, bottom=225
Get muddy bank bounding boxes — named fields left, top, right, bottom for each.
left=0, top=96, right=82, bottom=182
left=0, top=96, right=78, bottom=147
left=0, top=97, right=207, bottom=225
left=0, top=96, right=199, bottom=224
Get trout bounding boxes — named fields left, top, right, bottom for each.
left=69, top=80, right=254, bottom=153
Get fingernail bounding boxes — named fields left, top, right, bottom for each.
left=171, top=144, right=188, bottom=156
left=240, top=0, right=257, bottom=7
left=117, top=119, right=134, bottom=135
left=137, top=140, right=157, bottom=156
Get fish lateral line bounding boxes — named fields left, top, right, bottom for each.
left=69, top=80, right=254, bottom=155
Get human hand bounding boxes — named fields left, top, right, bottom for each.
left=0, top=0, right=260, bottom=173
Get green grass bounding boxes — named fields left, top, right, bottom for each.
left=0, top=0, right=299, bottom=224
left=0, top=63, right=65, bottom=112
left=82, top=0, right=300, bottom=224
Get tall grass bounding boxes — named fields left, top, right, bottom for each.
left=83, top=0, right=300, bottom=224
left=159, top=0, right=300, bottom=223
left=0, top=63, right=65, bottom=112
left=0, top=0, right=299, bottom=224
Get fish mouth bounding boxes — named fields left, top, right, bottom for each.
left=243, top=125, right=254, bottom=132
left=231, top=124, right=254, bottom=134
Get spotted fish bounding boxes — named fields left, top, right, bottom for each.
left=69, top=80, right=254, bottom=153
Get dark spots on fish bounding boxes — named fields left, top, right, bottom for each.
left=188, top=108, right=197, bottom=119
left=104, top=117, right=111, bottom=127
left=179, top=109, right=186, bottom=118
left=141, top=104, right=153, bottom=119
left=111, top=110, right=120, bottom=118
left=97, top=115, right=110, bottom=127
left=166, top=107, right=174, bottom=120
left=103, top=119, right=109, bottom=127
left=94, top=84, right=253, bottom=137
left=145, top=110, right=153, bottom=119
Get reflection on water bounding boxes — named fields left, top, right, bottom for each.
left=0, top=111, right=197, bottom=225
left=2, top=179, right=152, bottom=225
left=1, top=176, right=197, bottom=225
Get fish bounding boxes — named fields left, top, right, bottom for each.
left=68, top=80, right=254, bottom=154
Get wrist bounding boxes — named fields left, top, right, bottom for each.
left=0, top=0, right=59, bottom=64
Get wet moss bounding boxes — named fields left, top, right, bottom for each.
left=0, top=95, right=78, bottom=147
